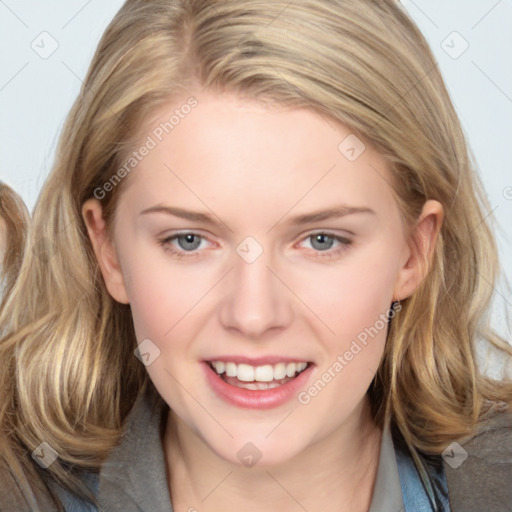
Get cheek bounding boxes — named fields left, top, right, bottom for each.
left=121, top=250, right=210, bottom=410
left=119, top=239, right=211, bottom=341
left=293, top=246, right=400, bottom=343
left=121, top=261, right=169, bottom=340
left=292, top=250, right=400, bottom=423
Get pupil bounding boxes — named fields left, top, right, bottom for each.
left=179, top=234, right=201, bottom=251
left=311, top=234, right=333, bottom=251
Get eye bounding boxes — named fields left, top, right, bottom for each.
left=158, top=231, right=352, bottom=260
left=158, top=232, right=211, bottom=258
left=299, top=232, right=352, bottom=258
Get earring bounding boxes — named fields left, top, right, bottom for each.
left=388, top=299, right=401, bottom=319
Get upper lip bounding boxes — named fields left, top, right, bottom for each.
left=204, top=355, right=313, bottom=366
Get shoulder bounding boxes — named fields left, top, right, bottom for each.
left=0, top=457, right=99, bottom=512
left=0, top=458, right=59, bottom=512
left=444, top=409, right=512, bottom=511
left=0, top=461, right=32, bottom=512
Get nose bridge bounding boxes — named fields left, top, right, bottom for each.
left=219, top=238, right=292, bottom=337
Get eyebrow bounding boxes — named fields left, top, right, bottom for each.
left=139, top=204, right=375, bottom=225
left=139, top=205, right=220, bottom=224
left=284, top=205, right=376, bottom=224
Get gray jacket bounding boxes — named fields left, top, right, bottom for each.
left=1, top=391, right=511, bottom=511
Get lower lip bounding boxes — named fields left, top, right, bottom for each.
left=203, top=362, right=314, bottom=409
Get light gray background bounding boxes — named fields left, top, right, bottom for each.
left=0, top=0, right=511, bottom=377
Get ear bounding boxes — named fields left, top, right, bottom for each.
left=392, top=199, right=444, bottom=301
left=82, top=198, right=130, bottom=304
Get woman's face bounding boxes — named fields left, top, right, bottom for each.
left=85, top=90, right=441, bottom=466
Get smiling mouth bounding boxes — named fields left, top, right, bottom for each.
left=207, top=360, right=312, bottom=390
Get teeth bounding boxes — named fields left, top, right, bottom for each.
left=254, top=365, right=273, bottom=382
left=237, top=364, right=254, bottom=382
left=225, top=362, right=237, bottom=377
left=210, top=360, right=309, bottom=382
left=286, top=362, right=296, bottom=378
left=235, top=381, right=283, bottom=390
left=274, top=362, right=287, bottom=380
left=213, top=361, right=225, bottom=374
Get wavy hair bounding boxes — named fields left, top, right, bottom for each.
left=0, top=183, right=29, bottom=299
left=1, top=0, right=511, bottom=506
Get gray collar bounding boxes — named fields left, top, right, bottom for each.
left=98, top=390, right=173, bottom=512
left=369, top=422, right=405, bottom=511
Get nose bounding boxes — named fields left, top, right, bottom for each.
left=218, top=246, right=293, bottom=338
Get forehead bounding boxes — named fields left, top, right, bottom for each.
left=118, top=91, right=398, bottom=226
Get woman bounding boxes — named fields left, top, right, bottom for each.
left=0, top=1, right=511, bottom=511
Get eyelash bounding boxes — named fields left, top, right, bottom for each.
left=158, top=232, right=353, bottom=260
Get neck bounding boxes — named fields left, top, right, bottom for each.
left=163, top=397, right=382, bottom=512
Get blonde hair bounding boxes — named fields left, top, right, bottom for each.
left=0, top=183, right=29, bottom=299
left=1, top=0, right=511, bottom=505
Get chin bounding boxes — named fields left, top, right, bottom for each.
left=201, top=427, right=313, bottom=469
